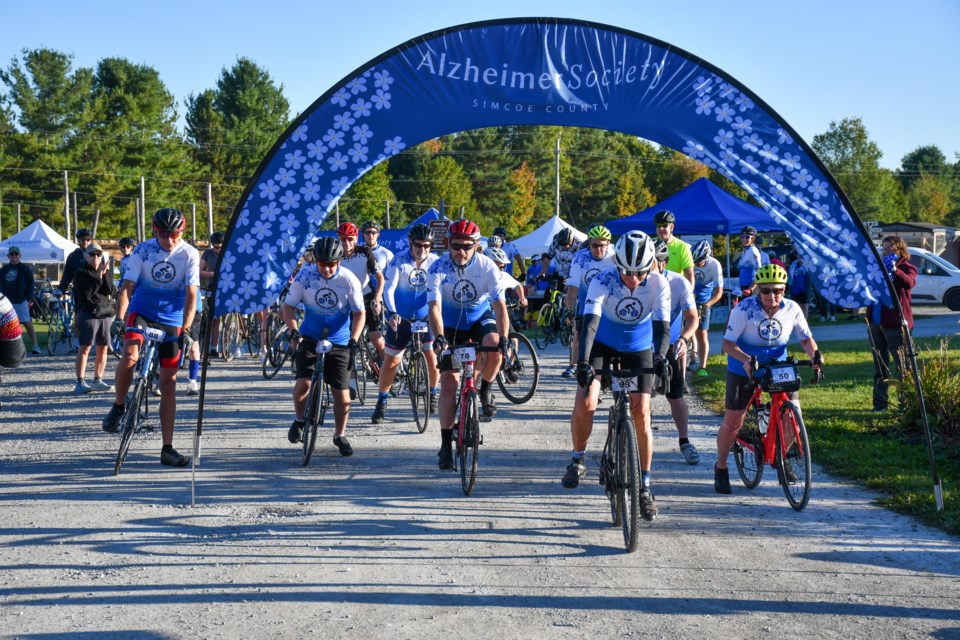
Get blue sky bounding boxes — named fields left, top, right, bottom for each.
left=1, top=0, right=957, bottom=170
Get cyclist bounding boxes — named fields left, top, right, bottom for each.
left=714, top=263, right=823, bottom=494
left=561, top=224, right=615, bottom=379
left=372, top=224, right=440, bottom=424
left=361, top=220, right=394, bottom=275
left=101, top=208, right=200, bottom=468
left=691, top=239, right=724, bottom=376
left=737, top=226, right=769, bottom=290
left=0, top=246, right=41, bottom=355
left=564, top=230, right=670, bottom=523
left=540, top=227, right=580, bottom=284
left=653, top=239, right=701, bottom=465
left=427, top=219, right=509, bottom=471
left=284, top=236, right=365, bottom=457
left=339, top=221, right=386, bottom=369
left=653, top=210, right=694, bottom=285
left=491, top=226, right=526, bottom=278
left=199, top=231, right=224, bottom=356
left=485, top=247, right=528, bottom=318
left=117, top=237, right=137, bottom=281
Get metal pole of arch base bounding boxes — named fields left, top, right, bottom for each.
left=191, top=294, right=214, bottom=507
left=877, top=266, right=943, bottom=512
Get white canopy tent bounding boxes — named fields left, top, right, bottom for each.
left=510, top=215, right=588, bottom=259
left=0, top=220, right=78, bottom=264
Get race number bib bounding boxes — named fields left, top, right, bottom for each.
left=768, top=363, right=798, bottom=384
left=411, top=320, right=428, bottom=334
left=316, top=339, right=334, bottom=354
left=453, top=346, right=476, bottom=363
left=143, top=327, right=167, bottom=343
left=611, top=376, right=638, bottom=392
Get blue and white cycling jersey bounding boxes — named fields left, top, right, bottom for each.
left=383, top=249, right=438, bottom=321
left=123, top=238, right=200, bottom=326
left=501, top=241, right=522, bottom=276
left=738, top=245, right=769, bottom=288
left=427, top=252, right=504, bottom=330
left=285, top=265, right=364, bottom=345
left=694, top=256, right=723, bottom=305
left=366, top=244, right=394, bottom=295
left=723, top=295, right=812, bottom=376
left=665, top=270, right=696, bottom=343
left=568, top=247, right=616, bottom=315
left=341, top=245, right=379, bottom=293
left=582, top=267, right=670, bottom=352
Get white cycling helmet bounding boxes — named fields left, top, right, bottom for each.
left=485, top=247, right=509, bottom=265
left=614, top=231, right=655, bottom=275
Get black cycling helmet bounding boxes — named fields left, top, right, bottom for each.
left=492, top=226, right=508, bottom=238
left=118, top=237, right=135, bottom=248
left=75, top=227, right=93, bottom=239
left=740, top=225, right=757, bottom=237
left=555, top=228, right=574, bottom=247
left=653, top=210, right=675, bottom=225
left=407, top=223, right=432, bottom=243
left=653, top=238, right=670, bottom=263
left=152, top=208, right=186, bottom=234
left=209, top=231, right=226, bottom=245
left=361, top=219, right=380, bottom=232
left=313, top=236, right=344, bottom=262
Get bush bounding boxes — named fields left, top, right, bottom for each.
left=894, top=338, right=960, bottom=444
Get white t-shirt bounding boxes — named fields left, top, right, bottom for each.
left=723, top=295, right=812, bottom=376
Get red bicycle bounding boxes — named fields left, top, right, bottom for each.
left=732, top=355, right=824, bottom=511
left=445, top=340, right=501, bottom=495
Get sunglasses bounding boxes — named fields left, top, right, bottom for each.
left=656, top=224, right=671, bottom=229
left=411, top=241, right=432, bottom=249
left=8, top=253, right=20, bottom=257
left=317, top=260, right=339, bottom=268
left=339, top=235, right=357, bottom=242
left=88, top=252, right=103, bottom=258
left=589, top=242, right=608, bottom=250
left=618, top=267, right=645, bottom=278
left=363, top=229, right=379, bottom=234
left=155, top=230, right=182, bottom=240
left=759, top=287, right=785, bottom=295
left=740, top=234, right=754, bottom=239
left=450, top=242, right=475, bottom=252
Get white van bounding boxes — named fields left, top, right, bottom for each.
left=907, top=247, right=960, bottom=311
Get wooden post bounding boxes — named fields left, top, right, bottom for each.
left=17, top=202, right=22, bottom=232
left=191, top=203, right=197, bottom=243
left=335, top=201, right=340, bottom=227
left=72, top=191, right=78, bottom=234
left=134, top=198, right=141, bottom=243
left=206, top=183, right=214, bottom=238
left=64, top=170, right=71, bottom=238
left=385, top=200, right=391, bottom=229
left=92, top=208, right=100, bottom=239
left=140, top=176, right=146, bottom=221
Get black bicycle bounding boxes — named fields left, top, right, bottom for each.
left=496, top=331, right=539, bottom=404
left=114, top=327, right=165, bottom=475
left=300, top=334, right=333, bottom=467
left=393, top=317, right=433, bottom=433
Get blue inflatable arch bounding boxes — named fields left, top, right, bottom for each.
left=214, top=17, right=889, bottom=316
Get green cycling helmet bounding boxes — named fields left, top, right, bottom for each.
left=755, top=263, right=788, bottom=285
left=587, top=224, right=612, bottom=241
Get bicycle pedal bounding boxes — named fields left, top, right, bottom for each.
left=479, top=415, right=492, bottom=423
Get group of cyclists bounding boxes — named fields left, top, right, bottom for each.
left=32, top=204, right=823, bottom=517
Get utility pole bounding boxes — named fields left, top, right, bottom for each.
left=335, top=201, right=340, bottom=227
left=206, top=183, right=214, bottom=237
left=17, top=203, right=22, bottom=233
left=191, top=203, right=197, bottom=243
left=64, top=170, right=71, bottom=238
left=554, top=135, right=561, bottom=219
left=140, top=176, right=146, bottom=221
left=72, top=191, right=78, bottom=234
left=92, top=209, right=100, bottom=239
left=385, top=200, right=390, bottom=229
left=134, top=198, right=141, bottom=243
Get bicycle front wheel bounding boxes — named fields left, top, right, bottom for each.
left=114, top=379, right=146, bottom=475
left=221, top=313, right=241, bottom=361
left=459, top=389, right=480, bottom=495
left=496, top=332, right=539, bottom=404
left=559, top=318, right=571, bottom=347
left=600, top=420, right=620, bottom=526
left=615, top=415, right=641, bottom=553
left=302, top=375, right=322, bottom=466
left=409, top=351, right=430, bottom=433
left=262, top=325, right=289, bottom=379
left=352, top=346, right=367, bottom=404
left=777, top=401, right=812, bottom=511
left=534, top=305, right=553, bottom=350
left=733, top=402, right=765, bottom=489
left=110, top=318, right=125, bottom=359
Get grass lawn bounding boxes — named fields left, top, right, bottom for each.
left=692, top=336, right=960, bottom=536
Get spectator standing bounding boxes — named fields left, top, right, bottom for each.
left=60, top=228, right=94, bottom=294
left=690, top=240, right=724, bottom=376
left=737, top=226, right=768, bottom=290
left=71, top=243, right=116, bottom=394
left=787, top=252, right=813, bottom=319
left=868, top=235, right=917, bottom=412
left=0, top=246, right=41, bottom=355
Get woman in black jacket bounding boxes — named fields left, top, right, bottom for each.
left=72, top=243, right=117, bottom=394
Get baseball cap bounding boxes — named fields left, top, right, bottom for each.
left=7, top=246, right=20, bottom=255
left=85, top=242, right=104, bottom=255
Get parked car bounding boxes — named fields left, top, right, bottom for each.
left=908, top=247, right=960, bottom=311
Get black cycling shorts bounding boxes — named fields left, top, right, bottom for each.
left=294, top=338, right=352, bottom=391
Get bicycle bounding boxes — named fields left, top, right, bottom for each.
left=113, top=326, right=168, bottom=475
left=299, top=333, right=334, bottom=467
left=262, top=323, right=297, bottom=379
left=534, top=277, right=571, bottom=350
left=444, top=341, right=502, bottom=496
left=732, top=355, right=824, bottom=511
left=46, top=291, right=75, bottom=356
left=496, top=331, right=539, bottom=404
left=393, top=317, right=434, bottom=433
left=596, top=360, right=667, bottom=553
left=109, top=318, right=125, bottom=359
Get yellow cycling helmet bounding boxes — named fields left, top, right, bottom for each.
left=755, top=263, right=788, bottom=285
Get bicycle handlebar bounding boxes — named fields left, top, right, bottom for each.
left=749, top=356, right=824, bottom=385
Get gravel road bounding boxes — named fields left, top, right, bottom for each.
left=1, top=340, right=958, bottom=640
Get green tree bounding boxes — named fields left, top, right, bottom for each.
left=811, top=117, right=906, bottom=222
left=506, top=161, right=537, bottom=236
left=906, top=174, right=952, bottom=224
left=411, top=152, right=479, bottom=225
left=338, top=162, right=400, bottom=227
left=185, top=58, right=290, bottom=230
left=445, top=127, right=516, bottom=221
left=899, top=145, right=950, bottom=191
